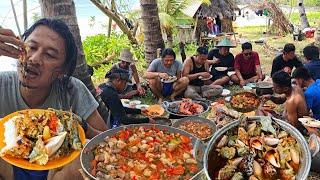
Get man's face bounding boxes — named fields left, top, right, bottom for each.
left=119, top=60, right=130, bottom=69
left=292, top=78, right=304, bottom=88
left=114, top=78, right=127, bottom=92
left=19, top=25, right=66, bottom=89
left=284, top=51, right=296, bottom=61
left=242, top=49, right=252, bottom=60
left=163, top=55, right=175, bottom=68
left=219, top=47, right=230, bottom=56
left=196, top=54, right=208, bottom=65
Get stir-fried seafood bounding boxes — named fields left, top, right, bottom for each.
left=0, top=109, right=82, bottom=165
left=230, top=92, right=260, bottom=112
left=208, top=116, right=302, bottom=180
left=178, top=121, right=213, bottom=140
left=90, top=127, right=199, bottom=180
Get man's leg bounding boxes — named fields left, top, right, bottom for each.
left=212, top=76, right=230, bottom=86
left=171, top=77, right=189, bottom=100
left=147, top=78, right=163, bottom=103
left=184, top=85, right=203, bottom=100
left=245, top=75, right=259, bottom=83
left=0, top=159, right=13, bottom=180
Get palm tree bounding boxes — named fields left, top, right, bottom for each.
left=297, top=0, right=310, bottom=29
left=140, top=0, right=165, bottom=64
left=39, top=0, right=109, bottom=121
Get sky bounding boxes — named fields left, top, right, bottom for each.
left=0, top=0, right=139, bottom=38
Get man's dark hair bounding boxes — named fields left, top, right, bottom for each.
left=197, top=47, right=208, bottom=55
left=292, top=67, right=312, bottom=81
left=241, top=42, right=252, bottom=50
left=161, top=48, right=176, bottom=59
left=22, top=18, right=78, bottom=89
left=272, top=71, right=292, bottom=88
left=283, top=43, right=295, bottom=53
left=303, top=45, right=319, bottom=60
left=105, top=67, right=130, bottom=82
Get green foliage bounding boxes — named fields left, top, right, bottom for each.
left=287, top=11, right=320, bottom=26
left=277, top=0, right=320, bottom=6
left=83, top=33, right=145, bottom=85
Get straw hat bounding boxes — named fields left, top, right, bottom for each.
left=119, top=48, right=136, bottom=63
left=215, top=37, right=236, bottom=48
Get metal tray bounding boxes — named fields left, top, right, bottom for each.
left=162, top=100, right=210, bottom=117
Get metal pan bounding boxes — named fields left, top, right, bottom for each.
left=230, top=91, right=260, bottom=113
left=162, top=100, right=210, bottom=117
left=80, top=124, right=205, bottom=180
left=172, top=116, right=216, bottom=141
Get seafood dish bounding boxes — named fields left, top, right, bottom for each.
left=230, top=92, right=260, bottom=113
left=166, top=99, right=204, bottom=116
left=144, top=105, right=165, bottom=117
left=88, top=126, right=200, bottom=179
left=207, top=115, right=303, bottom=180
left=0, top=109, right=83, bottom=166
left=177, top=121, right=214, bottom=140
left=207, top=102, right=240, bottom=130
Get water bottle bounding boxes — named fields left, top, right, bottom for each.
left=112, top=116, right=120, bottom=128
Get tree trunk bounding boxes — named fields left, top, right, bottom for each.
left=23, top=0, right=28, bottom=31
left=315, top=23, right=320, bottom=49
left=166, top=29, right=173, bottom=48
left=221, top=18, right=234, bottom=33
left=140, top=0, right=165, bottom=64
left=90, top=0, right=138, bottom=45
left=39, top=0, right=109, bottom=122
left=298, top=0, right=310, bottom=29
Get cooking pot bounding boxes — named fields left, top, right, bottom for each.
left=256, top=81, right=273, bottom=96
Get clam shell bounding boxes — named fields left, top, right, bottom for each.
left=253, top=160, right=263, bottom=178
left=264, top=137, right=280, bottom=146
left=238, top=127, right=249, bottom=145
left=264, top=149, right=280, bottom=168
left=250, top=138, right=263, bottom=151
left=290, top=148, right=300, bottom=164
left=217, top=135, right=228, bottom=148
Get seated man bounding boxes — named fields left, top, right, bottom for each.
left=262, top=71, right=308, bottom=131
left=292, top=67, right=320, bottom=120
left=183, top=47, right=222, bottom=100
left=271, top=43, right=303, bottom=76
left=303, top=45, right=320, bottom=80
left=144, top=48, right=189, bottom=103
left=98, top=48, right=145, bottom=98
left=234, top=42, right=264, bottom=86
left=207, top=38, right=237, bottom=85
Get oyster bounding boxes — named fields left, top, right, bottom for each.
left=238, top=152, right=254, bottom=176
left=248, top=175, right=259, bottom=180
left=253, top=160, right=262, bottom=178
left=263, top=162, right=277, bottom=179
left=264, top=149, right=280, bottom=168
left=220, top=147, right=236, bottom=159
left=250, top=138, right=263, bottom=151
left=218, top=165, right=236, bottom=180
left=264, top=137, right=280, bottom=146
left=231, top=172, right=244, bottom=180
left=217, top=135, right=228, bottom=148
left=247, top=122, right=257, bottom=136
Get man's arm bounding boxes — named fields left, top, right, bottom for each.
left=255, top=65, right=263, bottom=80
left=286, top=101, right=299, bottom=127
left=131, top=64, right=140, bottom=85
left=85, top=109, right=108, bottom=138
left=270, top=58, right=278, bottom=76
left=182, top=58, right=202, bottom=80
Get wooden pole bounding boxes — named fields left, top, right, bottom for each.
left=23, top=0, right=28, bottom=31
left=10, top=0, right=21, bottom=36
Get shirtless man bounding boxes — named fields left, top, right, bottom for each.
left=262, top=71, right=308, bottom=129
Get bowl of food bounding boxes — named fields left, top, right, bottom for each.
left=204, top=116, right=311, bottom=180
left=230, top=92, right=260, bottom=113
left=172, top=117, right=216, bottom=141
left=81, top=124, right=205, bottom=179
left=199, top=75, right=213, bottom=81
left=215, top=67, right=228, bottom=72
left=161, top=76, right=177, bottom=83
left=162, top=98, right=210, bottom=117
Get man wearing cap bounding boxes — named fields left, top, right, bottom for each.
left=183, top=47, right=223, bottom=100
left=145, top=48, right=189, bottom=103
left=233, top=42, right=264, bottom=86
left=271, top=43, right=303, bottom=76
left=207, top=37, right=237, bottom=86
left=98, top=48, right=145, bottom=99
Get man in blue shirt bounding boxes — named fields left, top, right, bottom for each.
left=303, top=45, right=320, bottom=80
left=292, top=67, right=320, bottom=120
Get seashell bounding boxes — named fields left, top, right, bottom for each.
left=238, top=127, right=249, bottom=145
left=263, top=162, right=277, bottom=178
left=248, top=175, right=259, bottom=180
left=264, top=149, right=280, bottom=168
left=290, top=148, right=300, bottom=164
left=45, top=131, right=67, bottom=156
left=228, top=157, right=244, bottom=167
left=253, top=160, right=262, bottom=178
left=264, top=137, right=280, bottom=146
left=278, top=131, right=288, bottom=138
left=236, top=140, right=247, bottom=148
left=250, top=138, right=263, bottom=151
left=238, top=153, right=254, bottom=176
left=217, top=135, right=228, bottom=148
left=247, top=122, right=257, bottom=136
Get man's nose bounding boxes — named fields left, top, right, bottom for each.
left=28, top=51, right=42, bottom=65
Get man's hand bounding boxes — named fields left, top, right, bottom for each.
left=137, top=85, right=145, bottom=95
left=240, top=79, right=246, bottom=86
left=0, top=28, right=24, bottom=59
left=304, top=125, right=320, bottom=136
left=159, top=73, right=169, bottom=80
left=211, top=57, right=221, bottom=64
left=283, top=66, right=292, bottom=74
left=199, top=72, right=211, bottom=78
left=261, top=94, right=272, bottom=102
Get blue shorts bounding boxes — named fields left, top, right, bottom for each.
left=13, top=166, right=48, bottom=180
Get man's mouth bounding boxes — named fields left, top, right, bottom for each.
left=23, top=66, right=40, bottom=78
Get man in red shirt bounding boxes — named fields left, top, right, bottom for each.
left=233, top=42, right=264, bottom=86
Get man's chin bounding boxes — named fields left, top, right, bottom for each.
left=19, top=80, right=37, bottom=89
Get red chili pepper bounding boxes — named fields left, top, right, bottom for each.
left=49, top=114, right=58, bottom=133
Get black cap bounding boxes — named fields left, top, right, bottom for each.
left=105, top=68, right=132, bottom=83
left=197, top=47, right=208, bottom=55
